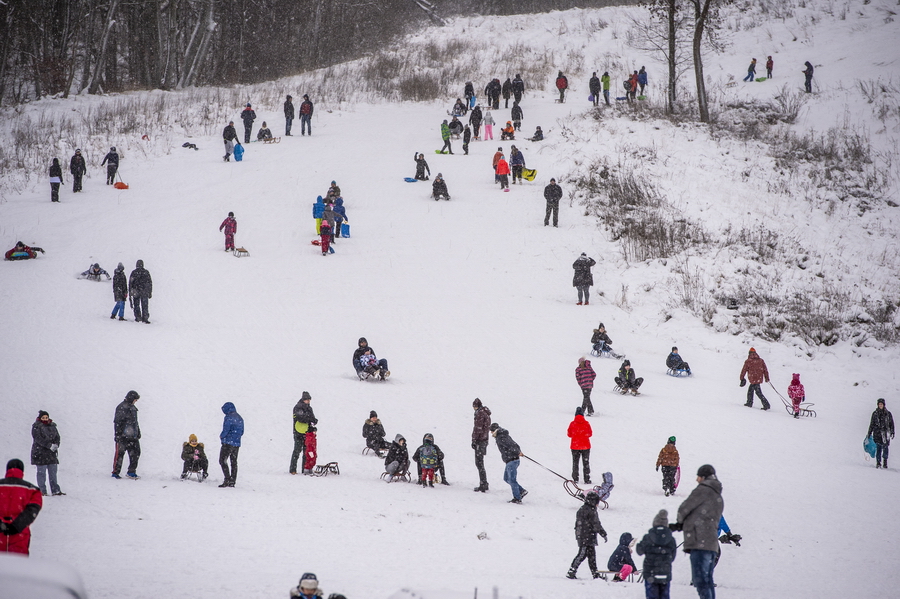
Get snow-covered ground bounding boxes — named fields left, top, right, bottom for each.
left=2, top=2, right=899, bottom=598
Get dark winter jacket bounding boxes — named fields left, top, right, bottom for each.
left=617, top=366, right=638, bottom=386
left=31, top=418, right=60, bottom=466
left=472, top=406, right=492, bottom=444
left=512, top=76, right=525, bottom=96
left=493, top=427, right=521, bottom=463
left=113, top=399, right=140, bottom=441
left=464, top=82, right=475, bottom=98
left=502, top=78, right=512, bottom=99
left=414, top=154, right=430, bottom=177
left=352, top=340, right=379, bottom=368
left=293, top=397, right=317, bottom=435
left=638, top=68, right=648, bottom=86
left=49, top=160, right=63, bottom=182
left=362, top=418, right=387, bottom=449
left=636, top=526, right=677, bottom=584
left=384, top=435, right=409, bottom=472
left=220, top=402, right=244, bottom=447
left=868, top=406, right=895, bottom=445
left=241, top=107, right=256, bottom=126
left=485, top=79, right=501, bottom=100
left=101, top=151, right=119, bottom=167
left=511, top=104, right=523, bottom=121
left=608, top=532, right=637, bottom=571
left=463, top=127, right=472, bottom=144
left=544, top=182, right=562, bottom=205
left=677, top=476, right=724, bottom=551
left=574, top=501, right=607, bottom=546
left=666, top=352, right=686, bottom=370
left=739, top=352, right=769, bottom=384
left=69, top=154, right=86, bottom=176
left=589, top=75, right=601, bottom=95
left=128, top=261, right=152, bottom=298
left=113, top=269, right=127, bottom=302
left=0, top=464, right=42, bottom=555
left=432, top=178, right=449, bottom=198
left=223, top=125, right=238, bottom=142
left=803, top=62, right=814, bottom=80
left=572, top=255, right=596, bottom=287
left=181, top=442, right=208, bottom=464
left=510, top=149, right=525, bottom=167
left=257, top=127, right=273, bottom=140
left=300, top=99, right=314, bottom=116
left=469, top=106, right=483, bottom=126
left=591, top=329, right=612, bottom=346
left=449, top=119, right=463, bottom=136
left=412, top=435, right=444, bottom=469
left=575, top=360, right=596, bottom=389
left=284, top=99, right=295, bottom=119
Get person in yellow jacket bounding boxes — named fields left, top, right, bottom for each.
left=290, top=392, right=317, bottom=475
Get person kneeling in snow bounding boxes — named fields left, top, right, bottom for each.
left=181, top=434, right=209, bottom=480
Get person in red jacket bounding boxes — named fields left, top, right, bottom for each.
left=219, top=212, right=237, bottom=252
left=496, top=155, right=511, bottom=190
left=787, top=373, right=805, bottom=419
left=739, top=347, right=771, bottom=410
left=0, top=458, right=43, bottom=555
left=575, top=357, right=597, bottom=416
left=4, top=241, right=45, bottom=261
left=568, top=407, right=593, bottom=484
left=627, top=71, right=640, bottom=102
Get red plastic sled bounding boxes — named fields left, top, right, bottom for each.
left=114, top=182, right=129, bottom=189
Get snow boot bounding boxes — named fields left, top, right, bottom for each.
left=110, top=314, right=115, bottom=319
left=566, top=571, right=577, bottom=580
left=876, top=462, right=882, bottom=469
left=744, top=402, right=753, bottom=407
left=885, top=459, right=889, bottom=469
left=428, top=480, right=434, bottom=488
left=111, top=473, right=121, bottom=479
left=794, top=412, right=800, bottom=419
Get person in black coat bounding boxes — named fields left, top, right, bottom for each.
left=589, top=72, right=602, bottom=106
left=284, top=95, right=295, bottom=135
left=101, top=147, right=119, bottom=185
left=485, top=79, right=502, bottom=110
left=362, top=411, right=390, bottom=456
left=299, top=94, right=314, bottom=135
left=112, top=391, right=141, bottom=479
left=636, top=509, right=677, bottom=594
left=412, top=433, right=449, bottom=485
left=128, top=259, right=152, bottom=323
left=615, top=360, right=644, bottom=395
left=31, top=411, right=63, bottom=496
left=490, top=423, right=527, bottom=503
left=666, top=346, right=691, bottom=374
left=352, top=337, right=389, bottom=378
left=567, top=491, right=608, bottom=579
left=512, top=74, right=525, bottom=104
left=223, top=121, right=238, bottom=161
left=502, top=77, right=512, bottom=108
left=110, top=262, right=127, bottom=320
left=868, top=398, right=895, bottom=468
left=432, top=173, right=450, bottom=201
left=572, top=252, right=596, bottom=305
left=384, top=434, right=409, bottom=476
left=607, top=532, right=637, bottom=580
left=463, top=125, right=472, bottom=155
left=803, top=61, right=814, bottom=93
left=544, top=178, right=562, bottom=227
left=290, top=392, right=317, bottom=474
left=414, top=153, right=430, bottom=181
left=511, top=102, right=523, bottom=131
left=468, top=105, right=483, bottom=139
left=49, top=158, right=63, bottom=202
left=241, top=103, right=256, bottom=143
left=69, top=149, right=86, bottom=192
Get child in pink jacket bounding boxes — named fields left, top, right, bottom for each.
left=787, top=373, right=805, bottom=419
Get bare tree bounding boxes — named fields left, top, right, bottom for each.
left=630, top=0, right=691, bottom=114
left=689, top=0, right=729, bottom=123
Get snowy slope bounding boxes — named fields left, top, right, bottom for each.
left=2, top=2, right=900, bottom=599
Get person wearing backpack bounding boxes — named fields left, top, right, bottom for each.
left=555, top=71, right=569, bottom=102
left=635, top=510, right=677, bottom=598
left=413, top=433, right=445, bottom=487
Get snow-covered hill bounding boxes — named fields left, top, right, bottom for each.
left=1, top=1, right=898, bottom=598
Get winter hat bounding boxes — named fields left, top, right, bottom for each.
left=189, top=434, right=198, bottom=444
left=622, top=359, right=631, bottom=367
left=110, top=146, right=116, bottom=151
left=668, top=436, right=676, bottom=444
left=749, top=348, right=757, bottom=354
left=473, top=398, right=483, bottom=408
left=358, top=337, right=368, bottom=346
left=578, top=357, right=585, bottom=365
left=301, top=391, right=312, bottom=401
left=697, top=464, right=716, bottom=478
left=575, top=407, right=584, bottom=416
left=580, top=252, right=586, bottom=257
left=298, top=573, right=318, bottom=590
left=598, top=322, right=605, bottom=329
left=38, top=410, right=50, bottom=418
left=229, top=121, right=234, bottom=125
left=584, top=491, right=600, bottom=505
left=261, top=121, right=267, bottom=127
left=550, top=177, right=555, bottom=183
left=75, top=149, right=81, bottom=154
left=498, top=147, right=503, bottom=151
left=6, top=459, right=24, bottom=472
left=136, top=259, right=144, bottom=268
left=116, top=262, right=124, bottom=272
left=791, top=373, right=800, bottom=383
left=443, top=119, right=448, bottom=125
left=125, top=390, right=140, bottom=402
left=228, top=211, right=234, bottom=217
left=652, top=509, right=669, bottom=528
left=246, top=103, right=251, bottom=107
left=287, top=94, right=292, bottom=99
left=369, top=410, right=377, bottom=418
left=424, top=433, right=434, bottom=443
left=437, top=173, right=442, bottom=178
left=489, top=423, right=500, bottom=432
left=92, top=263, right=100, bottom=269
left=303, top=94, right=309, bottom=99
left=331, top=181, right=337, bottom=186
left=878, top=398, right=886, bottom=406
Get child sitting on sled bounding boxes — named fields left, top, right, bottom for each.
left=181, top=434, right=209, bottom=479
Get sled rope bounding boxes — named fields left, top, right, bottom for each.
left=522, top=455, right=569, bottom=482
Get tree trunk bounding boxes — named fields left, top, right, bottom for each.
left=87, top=0, right=121, bottom=94
left=667, top=0, right=676, bottom=114
left=692, top=0, right=713, bottom=123
left=180, top=0, right=216, bottom=88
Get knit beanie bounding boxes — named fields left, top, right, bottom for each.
left=489, top=423, right=500, bottom=432
left=473, top=398, right=482, bottom=408
left=576, top=407, right=584, bottom=416
left=38, top=410, right=50, bottom=418
left=369, top=410, right=377, bottom=418
left=653, top=509, right=669, bottom=528
left=301, top=391, right=311, bottom=401
left=6, top=458, right=24, bottom=471
left=697, top=464, right=716, bottom=478
left=189, top=434, right=198, bottom=444
left=668, top=436, right=676, bottom=444
left=125, top=390, right=140, bottom=402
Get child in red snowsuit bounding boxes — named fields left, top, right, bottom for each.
left=319, top=221, right=332, bottom=256
left=787, top=373, right=805, bottom=419
left=303, top=427, right=317, bottom=473
left=219, top=212, right=237, bottom=251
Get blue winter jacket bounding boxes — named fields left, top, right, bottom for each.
left=220, top=402, right=244, bottom=446
left=312, top=196, right=325, bottom=219
left=638, top=71, right=648, bottom=86
left=510, top=150, right=526, bottom=167
left=334, top=198, right=347, bottom=221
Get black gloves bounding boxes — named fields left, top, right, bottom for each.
left=601, top=534, right=608, bottom=543
left=656, top=465, right=660, bottom=472
left=0, top=522, right=12, bottom=535
left=668, top=522, right=683, bottom=532
left=719, top=532, right=742, bottom=546
left=739, top=379, right=747, bottom=387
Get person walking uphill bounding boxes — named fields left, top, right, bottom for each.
left=439, top=120, right=453, bottom=154
left=110, top=263, right=127, bottom=320
left=575, top=357, right=596, bottom=416
left=101, top=146, right=119, bottom=185
left=291, top=392, right=317, bottom=475
left=544, top=178, right=562, bottom=227
left=656, top=436, right=680, bottom=496
left=241, top=103, right=256, bottom=143
left=0, top=459, right=43, bottom=555
left=472, top=398, right=492, bottom=492
left=219, top=402, right=244, bottom=487
left=572, top=252, right=596, bottom=305
left=636, top=510, right=678, bottom=599
left=556, top=71, right=568, bottom=102
left=671, top=465, right=724, bottom=599
left=867, top=398, right=895, bottom=469
left=567, top=407, right=592, bottom=484
left=299, top=94, right=314, bottom=135
left=739, top=348, right=770, bottom=409
left=589, top=72, right=601, bottom=106
left=566, top=491, right=607, bottom=580
left=49, top=158, right=63, bottom=202
left=70, top=149, right=86, bottom=192
left=220, top=212, right=237, bottom=252
left=31, top=411, right=64, bottom=496
left=112, top=390, right=141, bottom=479
left=490, top=423, right=527, bottom=503
left=743, top=58, right=757, bottom=82
left=284, top=94, right=295, bottom=136
left=223, top=121, right=238, bottom=161
left=129, top=259, right=152, bottom=324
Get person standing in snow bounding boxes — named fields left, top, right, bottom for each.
left=128, top=259, right=152, bottom=324
left=110, top=263, right=127, bottom=321
left=112, top=390, right=141, bottom=479
left=765, top=56, right=774, bottom=79
left=490, top=422, right=527, bottom=503
left=608, top=532, right=637, bottom=581
left=556, top=71, right=569, bottom=102
left=601, top=72, right=611, bottom=105
left=867, top=398, right=894, bottom=469
left=743, top=58, right=757, bottom=82
left=31, top=410, right=64, bottom=496
left=284, top=94, right=295, bottom=136
left=218, top=402, right=244, bottom=487
left=219, top=212, right=237, bottom=252
left=672, top=464, right=724, bottom=599
left=512, top=74, right=525, bottom=104
left=322, top=202, right=338, bottom=245
left=439, top=120, right=452, bottom=154
left=495, top=154, right=510, bottom=190
left=290, top=392, right=317, bottom=475
left=509, top=146, right=525, bottom=184
left=628, top=71, right=640, bottom=102
left=568, top=407, right=592, bottom=484
left=101, top=146, right=119, bottom=185
left=566, top=490, right=607, bottom=579
left=572, top=252, right=596, bottom=305
left=384, top=434, right=410, bottom=478
left=666, top=346, right=691, bottom=374
left=299, top=94, right=314, bottom=135
left=464, top=81, right=475, bottom=105
left=635, top=510, right=677, bottom=597
left=638, top=67, right=648, bottom=95
left=362, top=410, right=390, bottom=457
left=469, top=104, right=483, bottom=139
left=739, top=348, right=771, bottom=410
left=589, top=72, right=601, bottom=106
left=69, top=149, right=86, bottom=192
left=544, top=178, right=562, bottom=227
left=511, top=101, right=523, bottom=131
left=575, top=357, right=596, bottom=415
left=463, top=124, right=472, bottom=155
left=412, top=433, right=445, bottom=487
left=492, top=146, right=503, bottom=183
left=483, top=110, right=495, bottom=140
left=240, top=103, right=256, bottom=143
left=49, top=158, right=63, bottom=202
left=414, top=153, right=431, bottom=180
left=787, top=373, right=805, bottom=419
left=472, top=398, right=492, bottom=492
left=0, top=458, right=42, bottom=555
left=656, top=436, right=680, bottom=496
left=223, top=121, right=238, bottom=162
left=502, top=77, right=512, bottom=108
left=802, top=61, right=814, bottom=93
